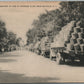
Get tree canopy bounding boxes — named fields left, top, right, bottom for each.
left=26, top=1, right=84, bottom=45
left=0, top=20, right=20, bottom=52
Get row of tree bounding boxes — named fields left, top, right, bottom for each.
left=0, top=20, right=21, bottom=52
left=26, top=1, right=84, bottom=45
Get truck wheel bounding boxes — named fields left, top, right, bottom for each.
left=56, top=53, right=65, bottom=64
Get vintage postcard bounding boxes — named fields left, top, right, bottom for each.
left=0, top=1, right=84, bottom=83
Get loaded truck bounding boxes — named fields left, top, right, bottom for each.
left=33, top=41, right=41, bottom=55
left=50, top=20, right=84, bottom=64
left=40, top=36, right=51, bottom=58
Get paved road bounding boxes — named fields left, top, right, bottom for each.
left=0, top=50, right=84, bottom=83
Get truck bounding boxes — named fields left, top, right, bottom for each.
left=33, top=41, right=41, bottom=55
left=50, top=20, right=84, bottom=64
left=40, top=36, right=51, bottom=58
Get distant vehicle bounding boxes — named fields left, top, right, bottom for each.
left=8, top=44, right=17, bottom=51
left=33, top=41, right=41, bottom=55
left=28, top=43, right=34, bottom=52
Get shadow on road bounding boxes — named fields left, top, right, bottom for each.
left=0, top=53, right=17, bottom=63
left=0, top=53, right=20, bottom=57
left=0, top=55, right=20, bottom=57
left=0, top=52, right=59, bottom=83
left=0, top=59, right=16, bottom=62
left=65, top=61, right=84, bottom=67
left=0, top=70, right=59, bottom=83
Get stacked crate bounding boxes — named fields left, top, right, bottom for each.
left=65, top=21, right=84, bottom=55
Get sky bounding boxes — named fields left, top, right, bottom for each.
left=0, top=2, right=60, bottom=44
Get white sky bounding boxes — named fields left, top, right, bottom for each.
left=0, top=2, right=59, bottom=44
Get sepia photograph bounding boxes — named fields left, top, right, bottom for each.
left=0, top=1, right=84, bottom=83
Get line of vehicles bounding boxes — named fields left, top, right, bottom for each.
left=28, top=20, right=84, bottom=64
left=0, top=39, right=25, bottom=53
left=0, top=44, right=20, bottom=52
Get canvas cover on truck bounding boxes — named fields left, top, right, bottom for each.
left=51, top=21, right=76, bottom=48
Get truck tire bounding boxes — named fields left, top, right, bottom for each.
left=56, top=53, right=65, bottom=64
